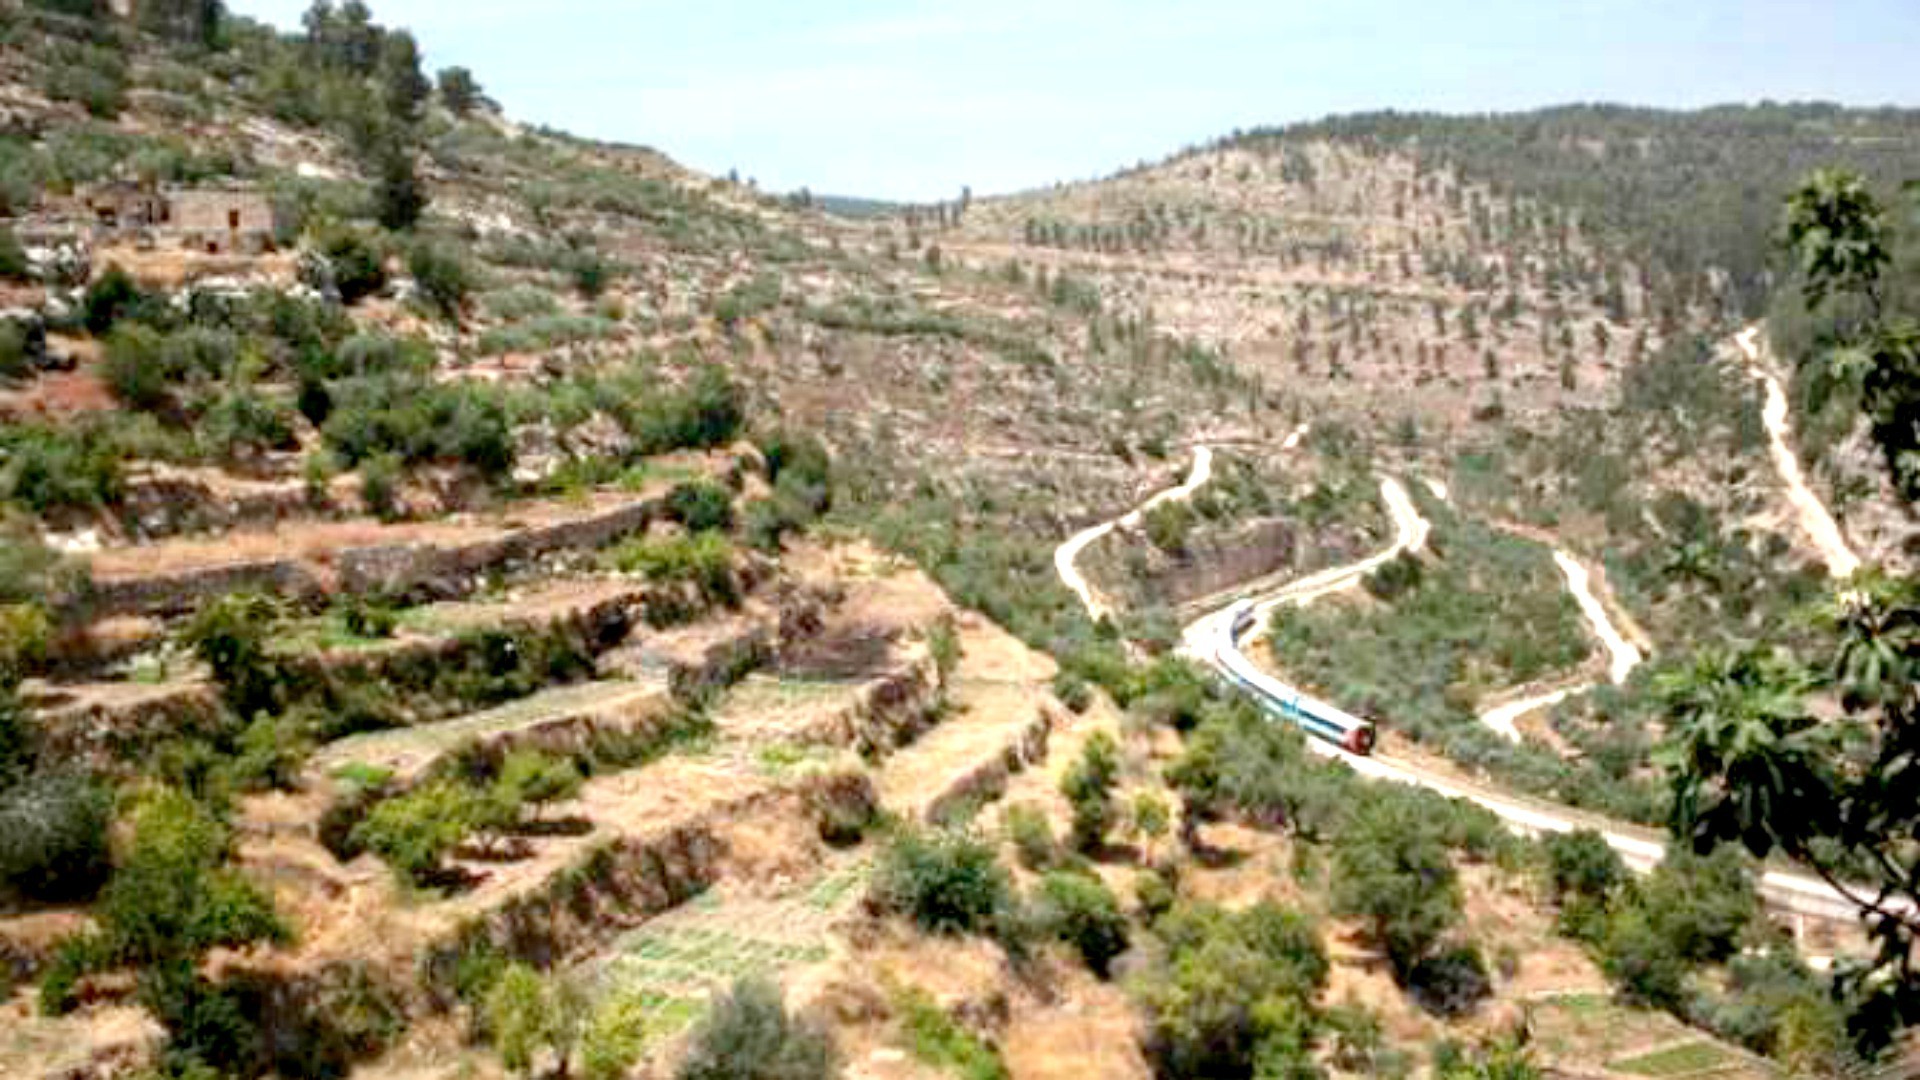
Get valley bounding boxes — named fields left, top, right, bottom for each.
left=0, top=4, right=1918, bottom=1080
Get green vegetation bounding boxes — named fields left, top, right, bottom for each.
left=1034, top=870, right=1129, bottom=976
left=1059, top=729, right=1120, bottom=852
left=676, top=977, right=837, bottom=1080
left=895, top=985, right=1007, bottom=1080
left=41, top=786, right=289, bottom=1075
left=870, top=826, right=1013, bottom=937
left=1135, top=900, right=1328, bottom=1078
left=1274, top=104, right=1920, bottom=317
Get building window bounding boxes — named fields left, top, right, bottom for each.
left=228, top=209, right=241, bottom=230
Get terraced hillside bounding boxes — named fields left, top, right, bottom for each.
left=0, top=4, right=1915, bottom=1079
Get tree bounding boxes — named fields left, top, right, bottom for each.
left=82, top=264, right=143, bottom=335
left=869, top=827, right=1011, bottom=937
left=377, top=29, right=430, bottom=124
left=373, top=145, right=427, bottom=231
left=436, top=66, right=485, bottom=115
left=676, top=977, right=837, bottom=1080
left=1137, top=901, right=1328, bottom=1077
left=138, top=0, right=222, bottom=46
left=1778, top=171, right=1919, bottom=500
left=350, top=779, right=476, bottom=884
left=1330, top=795, right=1462, bottom=976
left=1035, top=871, right=1129, bottom=977
left=1060, top=730, right=1120, bottom=852
left=486, top=963, right=587, bottom=1079
left=183, top=592, right=285, bottom=721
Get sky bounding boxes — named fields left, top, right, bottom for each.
left=229, top=1, right=1920, bottom=201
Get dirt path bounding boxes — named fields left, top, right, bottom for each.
left=1735, top=326, right=1862, bottom=579
left=1054, top=447, right=1215, bottom=621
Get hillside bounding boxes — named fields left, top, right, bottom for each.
left=0, top=5, right=1914, bottom=1080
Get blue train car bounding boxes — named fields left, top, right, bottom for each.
left=1216, top=600, right=1377, bottom=755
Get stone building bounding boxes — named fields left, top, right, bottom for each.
left=166, top=189, right=279, bottom=254
left=71, top=182, right=280, bottom=255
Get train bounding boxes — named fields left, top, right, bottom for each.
left=1215, top=600, right=1377, bottom=755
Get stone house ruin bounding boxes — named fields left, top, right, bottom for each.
left=75, top=182, right=280, bottom=255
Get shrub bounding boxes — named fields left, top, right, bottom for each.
left=94, top=786, right=287, bottom=968
left=0, top=771, right=111, bottom=902
left=485, top=962, right=585, bottom=1079
left=666, top=480, right=735, bottom=533
left=1407, top=944, right=1493, bottom=1017
left=894, top=986, right=1006, bottom=1080
left=1142, top=500, right=1193, bottom=554
left=676, top=977, right=836, bottom=1080
left=1137, top=901, right=1328, bottom=1077
left=82, top=264, right=143, bottom=335
left=319, top=228, right=387, bottom=305
left=349, top=779, right=476, bottom=885
left=871, top=827, right=1012, bottom=936
left=1002, top=804, right=1059, bottom=871
left=0, top=321, right=29, bottom=383
left=1036, top=870, right=1129, bottom=977
left=631, top=365, right=743, bottom=453
left=0, top=225, right=30, bottom=281
left=1059, top=730, right=1120, bottom=853
left=358, top=453, right=402, bottom=520
left=101, top=323, right=168, bottom=409
left=199, top=385, right=296, bottom=460
left=407, top=241, right=474, bottom=321
left=0, top=423, right=123, bottom=514
left=183, top=593, right=285, bottom=721
left=492, top=750, right=582, bottom=821
left=606, top=532, right=737, bottom=605
left=0, top=518, right=80, bottom=606
left=1050, top=671, right=1091, bottom=713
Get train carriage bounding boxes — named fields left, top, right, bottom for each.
left=1217, top=600, right=1377, bottom=755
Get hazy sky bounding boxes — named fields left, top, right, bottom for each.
left=228, top=1, right=1920, bottom=200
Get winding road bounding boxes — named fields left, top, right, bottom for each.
left=1735, top=326, right=1862, bottom=580
left=1053, top=416, right=1874, bottom=923
left=1055, top=446, right=1215, bottom=622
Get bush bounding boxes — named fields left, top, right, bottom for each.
left=0, top=225, right=30, bottom=281
left=359, top=453, right=401, bottom=521
left=895, top=986, right=1006, bottom=1080
left=0, top=772, right=111, bottom=902
left=631, top=365, right=744, bottom=453
left=677, top=977, right=836, bottom=1080
left=1142, top=500, right=1193, bottom=554
left=93, top=786, right=287, bottom=969
left=407, top=242, right=474, bottom=321
left=871, top=827, right=1012, bottom=936
left=1050, top=671, right=1091, bottom=713
left=0, top=422, right=124, bottom=514
left=0, top=321, right=29, bottom=383
left=1036, top=870, right=1129, bottom=976
left=1330, top=794, right=1462, bottom=976
left=606, top=531, right=737, bottom=605
left=199, top=385, right=296, bottom=460
left=319, top=228, right=387, bottom=305
left=183, top=592, right=285, bottom=721
left=1138, top=901, right=1328, bottom=1077
left=349, top=779, right=476, bottom=885
left=666, top=480, right=735, bottom=533
left=1003, top=804, right=1059, bottom=871
left=82, top=264, right=143, bottom=335
left=485, top=962, right=584, bottom=1079
left=1407, top=944, right=1493, bottom=1017
left=1060, top=730, right=1120, bottom=853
